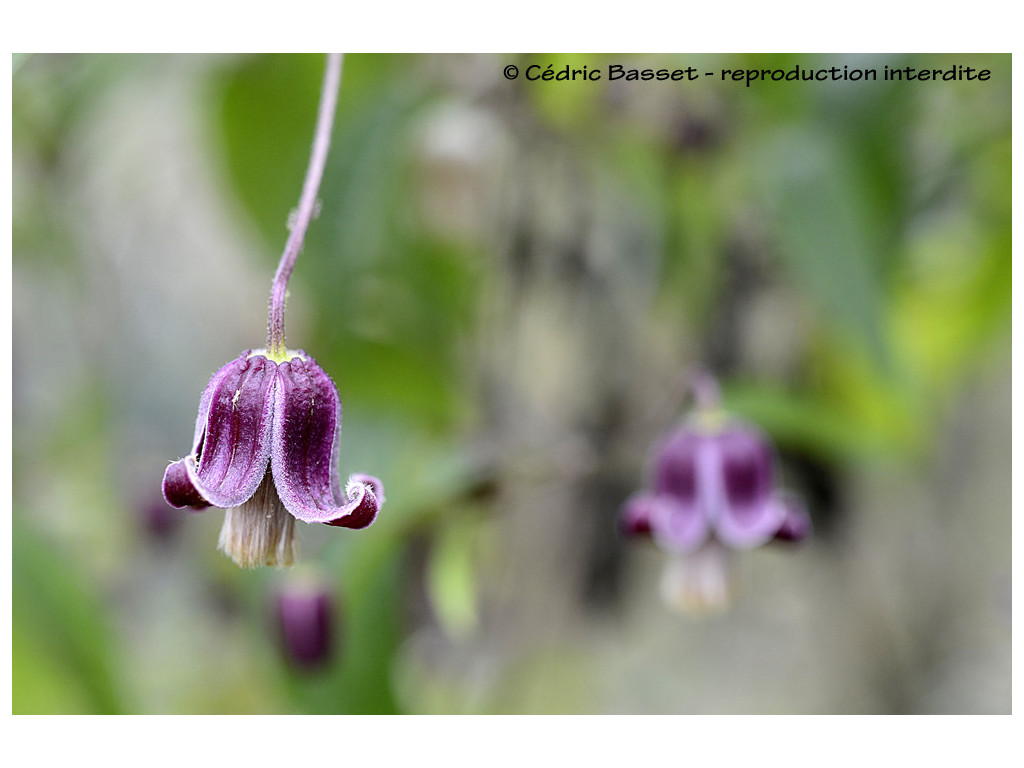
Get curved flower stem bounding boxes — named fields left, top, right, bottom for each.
left=267, top=52, right=343, bottom=358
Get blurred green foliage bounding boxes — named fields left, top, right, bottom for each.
left=13, top=519, right=123, bottom=714
left=12, top=53, right=1010, bottom=714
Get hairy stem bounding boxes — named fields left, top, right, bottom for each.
left=267, top=53, right=343, bottom=357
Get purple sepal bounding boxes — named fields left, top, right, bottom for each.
left=653, top=429, right=700, bottom=502
left=162, top=352, right=275, bottom=510
left=771, top=492, right=813, bottom=543
left=162, top=461, right=210, bottom=510
left=718, top=427, right=774, bottom=511
left=713, top=426, right=785, bottom=549
left=714, top=495, right=787, bottom=549
left=271, top=357, right=382, bottom=527
left=650, top=494, right=710, bottom=553
left=620, top=493, right=655, bottom=537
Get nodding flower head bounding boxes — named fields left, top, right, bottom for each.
left=162, top=349, right=384, bottom=568
left=621, top=377, right=809, bottom=613
left=161, top=56, right=380, bottom=568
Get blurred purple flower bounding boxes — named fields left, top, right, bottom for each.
left=162, top=349, right=385, bottom=568
left=621, top=378, right=810, bottom=613
left=276, top=577, right=336, bottom=669
left=140, top=495, right=184, bottom=544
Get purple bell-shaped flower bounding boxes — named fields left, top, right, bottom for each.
left=621, top=374, right=810, bottom=613
left=163, top=349, right=384, bottom=568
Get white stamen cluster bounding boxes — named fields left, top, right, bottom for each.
left=218, top=472, right=296, bottom=568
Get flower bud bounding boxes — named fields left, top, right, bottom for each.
left=275, top=576, right=336, bottom=669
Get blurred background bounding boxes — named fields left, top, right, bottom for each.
left=12, top=53, right=1010, bottom=714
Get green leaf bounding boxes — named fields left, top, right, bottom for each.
left=723, top=379, right=914, bottom=460
left=762, top=128, right=889, bottom=371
